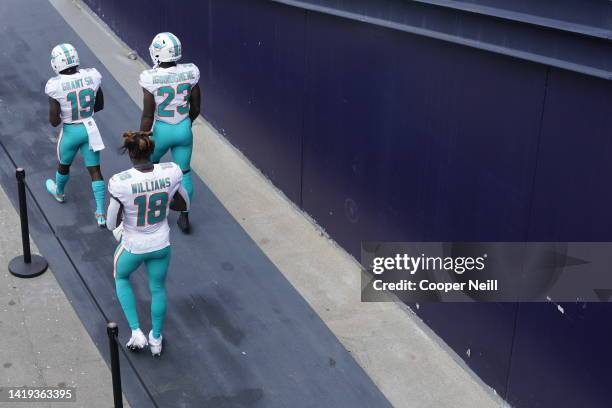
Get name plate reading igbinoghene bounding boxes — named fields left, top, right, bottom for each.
left=361, top=242, right=612, bottom=302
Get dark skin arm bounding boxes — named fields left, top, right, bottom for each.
left=94, top=87, right=104, bottom=112
left=48, top=97, right=61, bottom=127
left=140, top=89, right=155, bottom=132
left=189, top=84, right=201, bottom=123
left=169, top=191, right=187, bottom=212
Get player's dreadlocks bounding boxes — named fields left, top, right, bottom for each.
left=121, top=131, right=155, bottom=161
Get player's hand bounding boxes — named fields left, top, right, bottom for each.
left=112, top=222, right=124, bottom=242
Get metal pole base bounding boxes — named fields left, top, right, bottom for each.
left=8, top=254, right=48, bottom=278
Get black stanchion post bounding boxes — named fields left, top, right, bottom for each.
left=18, top=168, right=31, bottom=263
left=8, top=168, right=48, bottom=278
left=107, top=322, right=123, bottom=408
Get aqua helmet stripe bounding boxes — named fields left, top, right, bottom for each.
left=59, top=44, right=73, bottom=65
left=164, top=33, right=180, bottom=59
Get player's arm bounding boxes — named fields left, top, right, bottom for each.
left=189, top=84, right=201, bottom=124
left=140, top=89, right=155, bottom=132
left=106, top=195, right=124, bottom=230
left=94, top=87, right=104, bottom=112
left=106, top=178, right=124, bottom=230
left=170, top=185, right=190, bottom=212
left=48, top=97, right=61, bottom=127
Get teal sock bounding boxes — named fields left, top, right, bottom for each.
left=91, top=180, right=105, bottom=215
left=181, top=170, right=193, bottom=210
left=55, top=171, right=69, bottom=195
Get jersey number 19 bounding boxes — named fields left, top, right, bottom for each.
left=66, top=88, right=95, bottom=121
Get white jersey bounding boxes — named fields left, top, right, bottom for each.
left=45, top=68, right=102, bottom=124
left=139, top=63, right=200, bottom=125
left=108, top=163, right=183, bottom=254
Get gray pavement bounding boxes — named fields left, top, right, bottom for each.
left=0, top=183, right=129, bottom=408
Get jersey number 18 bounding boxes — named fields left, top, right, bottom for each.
left=133, top=192, right=169, bottom=226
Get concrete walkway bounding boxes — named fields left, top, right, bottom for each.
left=0, top=182, right=129, bottom=408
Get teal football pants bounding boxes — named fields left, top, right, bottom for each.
left=151, top=118, right=193, bottom=204
left=57, top=123, right=100, bottom=167
left=114, top=245, right=171, bottom=339
left=55, top=123, right=104, bottom=214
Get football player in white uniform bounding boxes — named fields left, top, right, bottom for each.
left=44, top=43, right=107, bottom=227
left=139, top=32, right=200, bottom=233
left=106, top=131, right=189, bottom=356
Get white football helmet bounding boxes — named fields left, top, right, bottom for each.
left=50, top=44, right=79, bottom=74
left=149, top=32, right=182, bottom=66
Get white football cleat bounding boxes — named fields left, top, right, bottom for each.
left=148, top=331, right=163, bottom=357
left=45, top=179, right=65, bottom=203
left=126, top=329, right=148, bottom=351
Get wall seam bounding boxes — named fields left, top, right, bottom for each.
left=504, top=65, right=551, bottom=400
left=298, top=9, right=309, bottom=208
left=526, top=67, right=551, bottom=244
left=503, top=303, right=521, bottom=400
